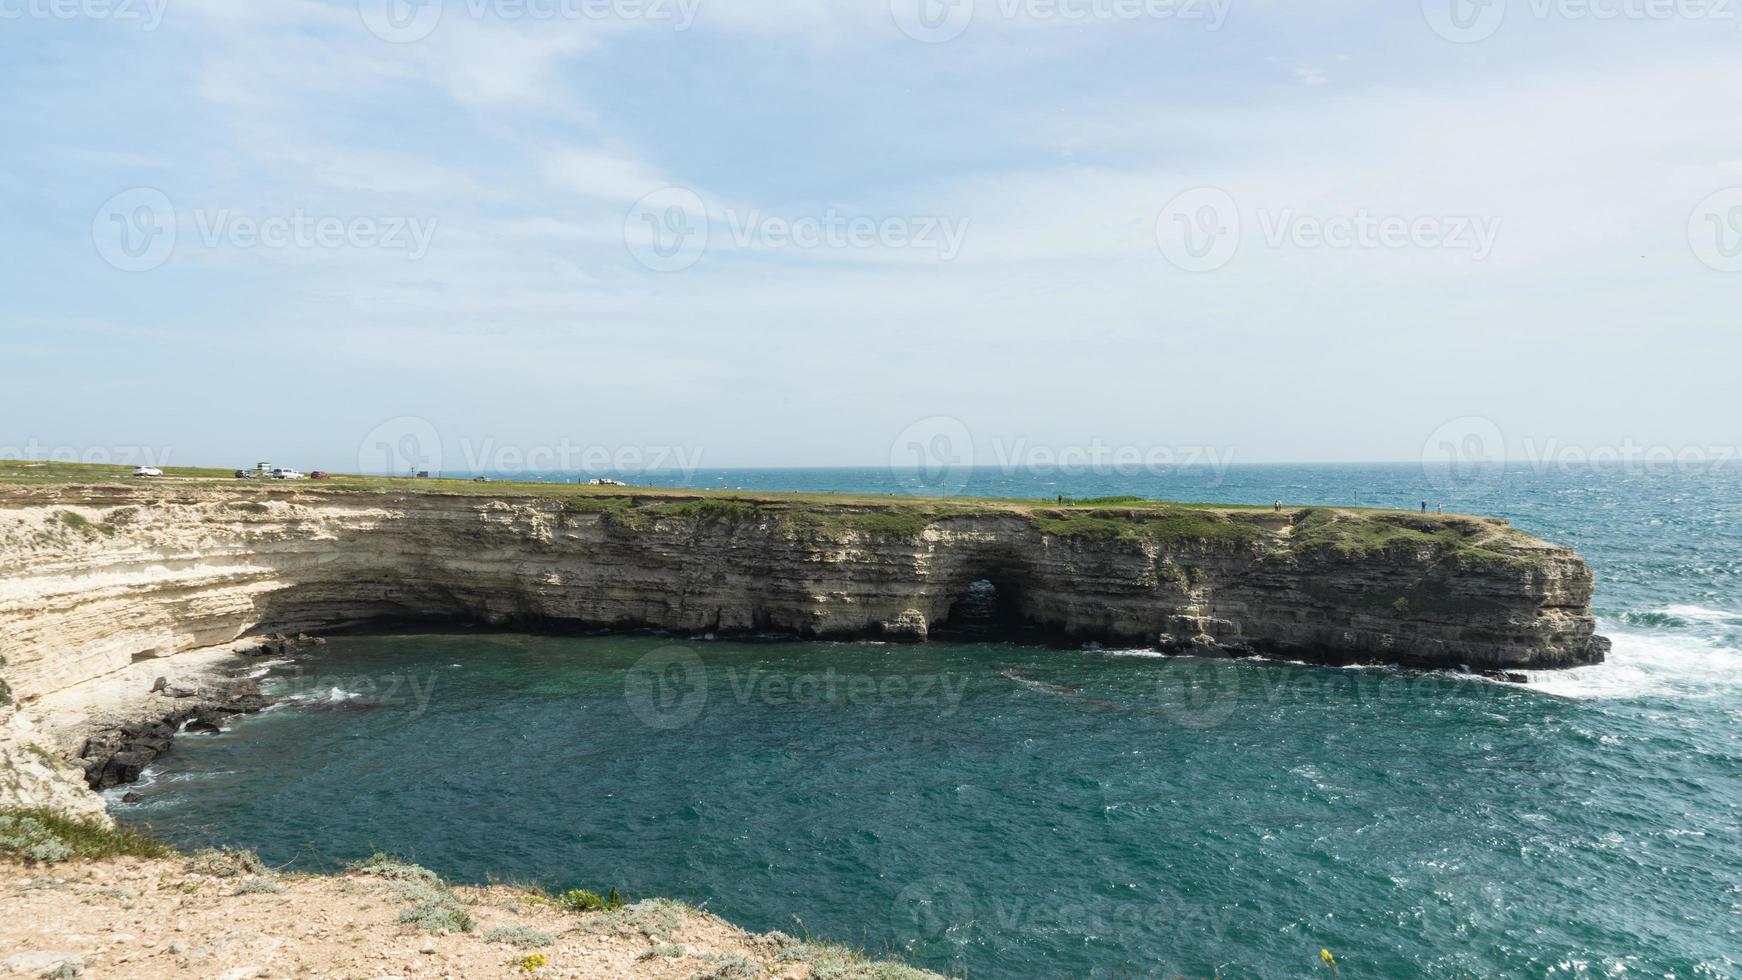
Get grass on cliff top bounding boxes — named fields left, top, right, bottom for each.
left=0, top=459, right=1524, bottom=554
left=1288, top=507, right=1536, bottom=565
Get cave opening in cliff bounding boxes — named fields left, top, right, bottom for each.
left=939, top=578, right=1028, bottom=638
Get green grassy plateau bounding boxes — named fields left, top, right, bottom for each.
left=0, top=459, right=1548, bottom=563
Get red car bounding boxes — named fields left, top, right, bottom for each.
left=310, top=471, right=331, bottom=480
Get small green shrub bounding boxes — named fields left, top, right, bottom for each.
left=638, top=943, right=684, bottom=960
left=581, top=898, right=689, bottom=940
left=382, top=881, right=450, bottom=905
left=0, top=810, right=171, bottom=864
left=693, top=954, right=763, bottom=979
left=483, top=926, right=556, bottom=949
left=346, top=853, right=443, bottom=885
left=232, top=877, right=285, bottom=896
left=557, top=886, right=624, bottom=912
left=188, top=848, right=266, bottom=878
left=57, top=511, right=90, bottom=530
left=776, top=937, right=944, bottom=979
left=399, top=901, right=475, bottom=933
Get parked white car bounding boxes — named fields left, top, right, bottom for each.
left=270, top=468, right=307, bottom=480
left=132, top=466, right=163, bottom=477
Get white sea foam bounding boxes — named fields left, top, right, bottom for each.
left=100, top=767, right=159, bottom=799
left=1659, top=604, right=1742, bottom=626
left=280, top=686, right=362, bottom=704
left=1523, top=617, right=1742, bottom=701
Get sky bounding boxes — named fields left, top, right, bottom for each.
left=1, top=0, right=1738, bottom=475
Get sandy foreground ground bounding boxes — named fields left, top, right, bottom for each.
left=0, top=853, right=922, bottom=979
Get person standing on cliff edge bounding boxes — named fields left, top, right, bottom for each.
left=1421, top=500, right=1429, bottom=513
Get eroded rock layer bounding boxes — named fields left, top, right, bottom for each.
left=0, top=484, right=1608, bottom=706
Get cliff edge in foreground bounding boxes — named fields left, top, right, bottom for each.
left=0, top=816, right=937, bottom=979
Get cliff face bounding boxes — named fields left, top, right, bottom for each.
left=0, top=483, right=1608, bottom=707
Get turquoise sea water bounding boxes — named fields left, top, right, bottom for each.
left=114, top=465, right=1742, bottom=978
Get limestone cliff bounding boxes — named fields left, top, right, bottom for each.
left=0, top=482, right=1607, bottom=711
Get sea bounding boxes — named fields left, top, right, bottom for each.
left=111, top=464, right=1742, bottom=978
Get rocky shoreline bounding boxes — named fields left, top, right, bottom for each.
left=76, top=678, right=271, bottom=792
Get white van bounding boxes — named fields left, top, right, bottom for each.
left=270, top=468, right=307, bottom=480
left=132, top=466, right=163, bottom=477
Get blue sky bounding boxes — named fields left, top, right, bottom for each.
left=1, top=0, right=1737, bottom=473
